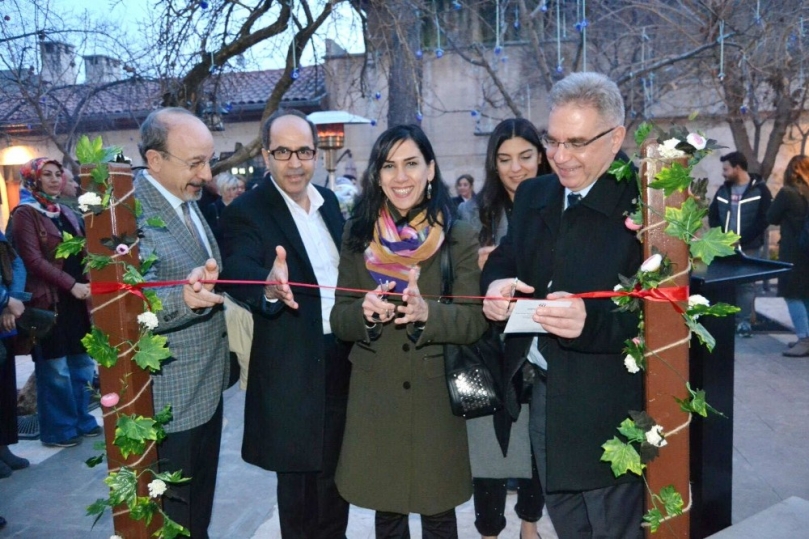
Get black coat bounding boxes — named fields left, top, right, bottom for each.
left=708, top=176, right=772, bottom=250
left=767, top=184, right=809, bottom=298
left=482, top=164, right=643, bottom=493
left=220, top=179, right=350, bottom=472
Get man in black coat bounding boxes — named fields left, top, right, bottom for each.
left=482, top=72, right=644, bottom=538
left=220, top=109, right=351, bottom=538
left=708, top=151, right=772, bottom=337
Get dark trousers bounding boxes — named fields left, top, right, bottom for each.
left=473, top=451, right=544, bottom=536
left=276, top=334, right=350, bottom=539
left=529, top=376, right=643, bottom=539
left=157, top=399, right=223, bottom=539
left=375, top=509, right=457, bottom=539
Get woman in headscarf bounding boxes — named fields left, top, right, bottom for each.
left=330, top=124, right=487, bottom=537
left=11, top=158, right=98, bottom=448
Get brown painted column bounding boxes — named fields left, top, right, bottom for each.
left=640, top=142, right=691, bottom=537
left=80, top=162, right=161, bottom=537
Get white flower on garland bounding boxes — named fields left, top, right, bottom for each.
left=686, top=133, right=707, bottom=150
left=645, top=425, right=668, bottom=448
left=658, top=138, right=687, bottom=160
left=688, top=294, right=710, bottom=308
left=77, top=192, right=103, bottom=212
left=640, top=253, right=662, bottom=273
left=110, top=535, right=123, bottom=539
left=137, top=312, right=159, bottom=330
left=624, top=354, right=640, bottom=374
left=148, top=478, right=167, bottom=498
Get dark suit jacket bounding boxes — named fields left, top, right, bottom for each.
left=220, top=178, right=349, bottom=472
left=135, top=172, right=230, bottom=433
left=482, top=164, right=643, bottom=493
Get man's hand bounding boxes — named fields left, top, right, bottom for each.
left=482, top=277, right=534, bottom=322
left=263, top=246, right=298, bottom=309
left=396, top=268, right=428, bottom=325
left=184, top=258, right=225, bottom=309
left=533, top=291, right=586, bottom=339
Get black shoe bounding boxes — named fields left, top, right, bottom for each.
left=0, top=515, right=6, bottom=529
left=42, top=436, right=82, bottom=448
left=83, top=425, right=102, bottom=437
left=0, top=446, right=29, bottom=470
left=0, top=460, right=12, bottom=479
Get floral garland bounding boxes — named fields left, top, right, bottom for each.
left=602, top=124, right=740, bottom=532
left=59, top=136, right=190, bottom=539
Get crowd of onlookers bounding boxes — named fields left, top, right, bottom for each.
left=1, top=69, right=809, bottom=539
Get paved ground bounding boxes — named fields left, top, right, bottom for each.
left=1, top=296, right=807, bottom=538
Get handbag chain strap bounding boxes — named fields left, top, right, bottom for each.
left=439, top=228, right=454, bottom=305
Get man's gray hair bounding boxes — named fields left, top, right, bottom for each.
left=138, top=107, right=196, bottom=162
left=549, top=72, right=625, bottom=127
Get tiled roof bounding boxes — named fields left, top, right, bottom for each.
left=0, top=65, right=325, bottom=132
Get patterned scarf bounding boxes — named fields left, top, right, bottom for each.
left=19, top=158, right=62, bottom=218
left=364, top=205, right=444, bottom=293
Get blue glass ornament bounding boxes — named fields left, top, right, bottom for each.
left=494, top=46, right=502, bottom=55
left=740, top=105, right=749, bottom=115
left=452, top=1, right=462, bottom=10
left=415, top=49, right=423, bottom=59
left=370, top=119, right=377, bottom=126
left=435, top=48, right=444, bottom=58
left=375, top=91, right=382, bottom=100
left=200, top=1, right=209, bottom=8
left=223, top=102, right=233, bottom=113
left=471, top=110, right=479, bottom=117
left=291, top=68, right=300, bottom=80
left=514, top=20, right=520, bottom=29
left=556, top=64, right=564, bottom=73
left=416, top=112, right=423, bottom=122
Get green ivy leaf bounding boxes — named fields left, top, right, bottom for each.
left=142, top=290, right=163, bottom=313
left=90, top=163, right=109, bottom=185
left=104, top=467, right=138, bottom=506
left=687, top=302, right=741, bottom=319
left=134, top=198, right=143, bottom=217
left=100, top=145, right=123, bottom=163
left=122, top=264, right=146, bottom=285
left=601, top=436, right=645, bottom=477
left=684, top=315, right=716, bottom=351
left=660, top=485, right=685, bottom=517
left=76, top=135, right=101, bottom=164
left=140, top=252, right=159, bottom=274
left=154, top=404, right=173, bottom=426
left=86, top=497, right=111, bottom=528
left=81, top=327, right=119, bottom=368
left=114, top=416, right=162, bottom=458
left=159, top=516, right=191, bottom=539
left=55, top=232, right=85, bottom=259
left=665, top=197, right=705, bottom=242
left=690, top=227, right=740, bottom=265
left=129, top=497, right=158, bottom=525
left=650, top=162, right=693, bottom=196
left=676, top=382, right=725, bottom=418
left=154, top=468, right=191, bottom=485
left=643, top=507, right=664, bottom=533
left=85, top=454, right=105, bottom=468
left=617, top=418, right=645, bottom=444
left=133, top=333, right=172, bottom=372
left=146, top=216, right=167, bottom=228
left=608, top=159, right=635, bottom=182
left=84, top=252, right=115, bottom=273
left=634, top=121, right=653, bottom=147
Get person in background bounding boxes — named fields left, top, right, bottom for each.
left=459, top=118, right=551, bottom=539
left=331, top=124, right=487, bottom=538
left=452, top=173, right=475, bottom=207
left=202, top=171, right=246, bottom=246
left=0, top=229, right=30, bottom=484
left=11, top=158, right=98, bottom=449
left=767, top=155, right=809, bottom=357
left=135, top=107, right=231, bottom=538
left=708, top=151, right=772, bottom=337
left=482, top=72, right=644, bottom=538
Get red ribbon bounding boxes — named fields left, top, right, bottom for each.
left=90, top=279, right=689, bottom=313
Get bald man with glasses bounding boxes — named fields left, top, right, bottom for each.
left=482, top=73, right=645, bottom=538
left=219, top=109, right=351, bottom=538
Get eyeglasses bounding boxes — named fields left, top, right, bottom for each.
left=162, top=150, right=217, bottom=171
left=266, top=147, right=317, bottom=161
left=541, top=126, right=618, bottom=152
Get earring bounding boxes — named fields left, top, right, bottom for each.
left=427, top=181, right=433, bottom=200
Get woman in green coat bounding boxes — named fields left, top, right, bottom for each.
left=331, top=124, right=487, bottom=537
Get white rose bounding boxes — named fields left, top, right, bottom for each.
left=624, top=354, right=640, bottom=374
left=688, top=294, right=710, bottom=308
left=110, top=535, right=124, bottom=539
left=148, top=478, right=167, bottom=498
left=77, top=192, right=103, bottom=212
left=640, top=253, right=663, bottom=273
left=614, top=283, right=624, bottom=292
left=645, top=425, right=668, bottom=448
left=658, top=138, right=687, bottom=159
left=137, top=312, right=159, bottom=330
left=686, top=133, right=707, bottom=150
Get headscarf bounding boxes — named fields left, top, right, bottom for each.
left=18, top=157, right=63, bottom=218
left=364, top=205, right=444, bottom=293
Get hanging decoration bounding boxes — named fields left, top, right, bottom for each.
left=755, top=0, right=762, bottom=25
left=717, top=20, right=725, bottom=81
left=434, top=1, right=444, bottom=58
left=494, top=0, right=502, bottom=55
left=575, top=0, right=589, bottom=70
left=555, top=0, right=563, bottom=73
left=452, top=1, right=462, bottom=10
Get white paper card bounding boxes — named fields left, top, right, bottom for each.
left=504, top=299, right=573, bottom=334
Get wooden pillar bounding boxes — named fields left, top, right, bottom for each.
left=80, top=162, right=161, bottom=537
left=640, top=142, right=691, bottom=537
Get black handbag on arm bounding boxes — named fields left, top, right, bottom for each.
left=440, top=234, right=504, bottom=419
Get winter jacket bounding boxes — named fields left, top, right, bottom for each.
left=708, top=175, right=772, bottom=250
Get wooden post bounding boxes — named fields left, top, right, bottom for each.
left=80, top=163, right=161, bottom=537
left=640, top=142, right=691, bottom=537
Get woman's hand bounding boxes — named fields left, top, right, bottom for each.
left=362, top=281, right=396, bottom=324
left=395, top=268, right=429, bottom=325
left=71, top=282, right=91, bottom=300
left=0, top=298, right=23, bottom=332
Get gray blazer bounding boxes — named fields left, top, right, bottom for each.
left=135, top=171, right=229, bottom=433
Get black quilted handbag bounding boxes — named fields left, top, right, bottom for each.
left=440, top=234, right=503, bottom=419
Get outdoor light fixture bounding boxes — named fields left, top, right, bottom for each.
left=308, top=110, right=371, bottom=190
